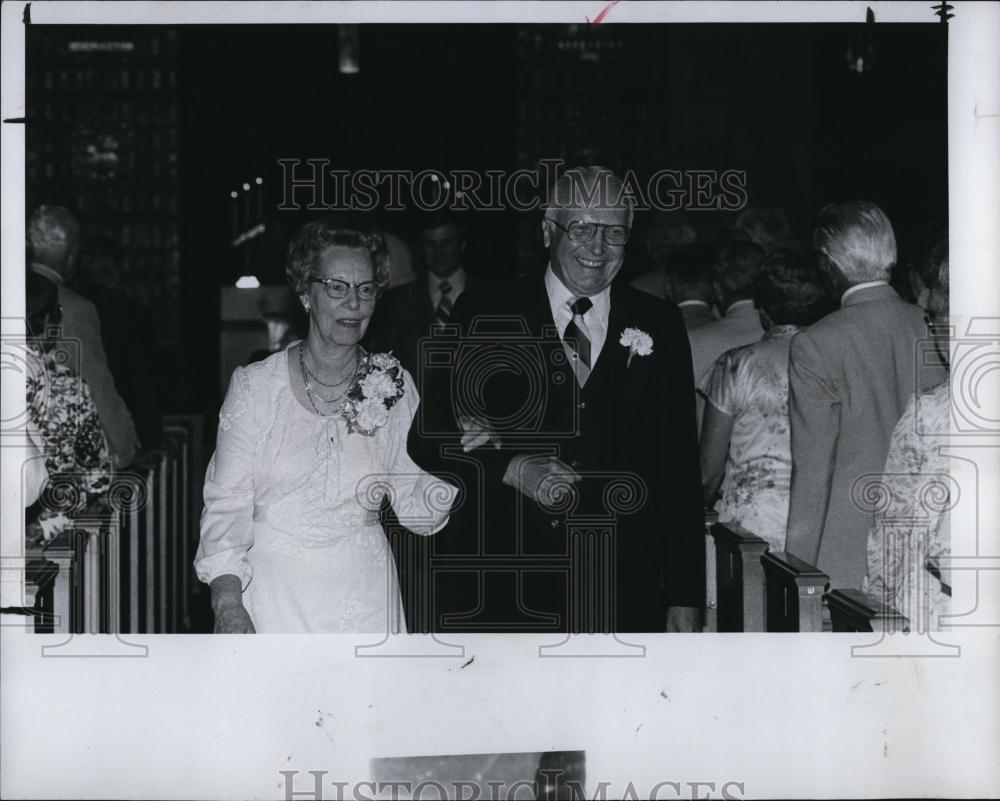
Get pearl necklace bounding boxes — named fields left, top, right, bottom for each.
left=298, top=343, right=358, bottom=416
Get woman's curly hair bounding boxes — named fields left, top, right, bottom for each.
left=285, top=214, right=391, bottom=296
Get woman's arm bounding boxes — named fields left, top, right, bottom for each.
left=195, top=368, right=258, bottom=631
left=383, top=370, right=458, bottom=536
left=699, top=400, right=735, bottom=506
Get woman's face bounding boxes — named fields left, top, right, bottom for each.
left=304, top=245, right=378, bottom=347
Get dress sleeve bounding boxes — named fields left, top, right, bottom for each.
left=380, top=370, right=458, bottom=536
left=194, top=367, right=256, bottom=590
left=700, top=348, right=745, bottom=418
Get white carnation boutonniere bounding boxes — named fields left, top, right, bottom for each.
left=341, top=352, right=405, bottom=436
left=620, top=327, right=653, bottom=367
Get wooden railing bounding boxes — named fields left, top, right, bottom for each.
left=23, top=414, right=203, bottom=634
left=708, top=518, right=909, bottom=633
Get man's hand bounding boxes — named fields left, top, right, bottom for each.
left=666, top=606, right=702, bottom=633
left=459, top=415, right=502, bottom=452
left=503, top=454, right=581, bottom=509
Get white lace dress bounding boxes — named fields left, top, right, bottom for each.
left=194, top=348, right=456, bottom=633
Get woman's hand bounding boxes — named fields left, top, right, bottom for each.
left=213, top=598, right=256, bottom=634
left=210, top=574, right=255, bottom=634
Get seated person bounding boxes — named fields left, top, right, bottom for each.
left=699, top=245, right=834, bottom=549
left=24, top=272, right=112, bottom=543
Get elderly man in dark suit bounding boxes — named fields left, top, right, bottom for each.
left=27, top=206, right=139, bottom=468
left=443, top=166, right=704, bottom=633
left=786, top=201, right=946, bottom=589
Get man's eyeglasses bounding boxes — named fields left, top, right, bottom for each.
left=308, top=276, right=381, bottom=301
left=547, top=218, right=631, bottom=247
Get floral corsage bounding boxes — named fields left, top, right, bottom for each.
left=620, top=328, right=653, bottom=367
left=342, top=352, right=405, bottom=436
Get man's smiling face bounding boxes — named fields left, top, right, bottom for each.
left=543, top=204, right=630, bottom=297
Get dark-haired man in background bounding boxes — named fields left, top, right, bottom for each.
left=366, top=210, right=483, bottom=378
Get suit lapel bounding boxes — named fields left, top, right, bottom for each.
left=523, top=275, right=557, bottom=337
left=520, top=276, right=576, bottom=429
left=602, top=288, right=649, bottom=437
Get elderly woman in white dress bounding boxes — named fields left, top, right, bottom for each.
left=195, top=215, right=457, bottom=633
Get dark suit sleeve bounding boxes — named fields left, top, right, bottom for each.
left=444, top=291, right=519, bottom=494
left=657, top=309, right=706, bottom=609
left=363, top=290, right=396, bottom=356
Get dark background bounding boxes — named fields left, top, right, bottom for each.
left=25, top=22, right=948, bottom=426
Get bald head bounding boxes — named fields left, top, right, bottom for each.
left=27, top=205, right=82, bottom=280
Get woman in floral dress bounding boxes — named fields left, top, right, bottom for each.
left=699, top=246, right=835, bottom=549
left=25, top=272, right=112, bottom=541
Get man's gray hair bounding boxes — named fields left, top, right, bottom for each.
left=813, top=201, right=896, bottom=284
left=544, top=165, right=634, bottom=225
left=27, top=205, right=81, bottom=274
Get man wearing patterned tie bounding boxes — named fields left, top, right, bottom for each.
left=365, top=211, right=483, bottom=377
left=441, top=166, right=705, bottom=633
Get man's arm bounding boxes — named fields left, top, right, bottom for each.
left=65, top=293, right=139, bottom=467
left=657, top=310, right=706, bottom=613
left=785, top=332, right=840, bottom=565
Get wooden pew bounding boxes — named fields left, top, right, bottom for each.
left=826, top=588, right=910, bottom=633
left=163, top=413, right=204, bottom=630
left=21, top=416, right=203, bottom=635
left=711, top=522, right=769, bottom=632
left=761, top=551, right=829, bottom=632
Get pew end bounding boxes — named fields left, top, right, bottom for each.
left=761, top=551, right=829, bottom=632
left=826, top=588, right=910, bottom=633
left=19, top=414, right=204, bottom=634
left=710, top=522, right=769, bottom=632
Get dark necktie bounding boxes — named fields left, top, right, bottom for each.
left=435, top=280, right=453, bottom=322
left=563, top=296, right=593, bottom=369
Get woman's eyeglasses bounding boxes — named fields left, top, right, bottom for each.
left=308, top=276, right=381, bottom=301
left=547, top=219, right=631, bottom=246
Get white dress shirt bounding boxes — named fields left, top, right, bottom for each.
left=544, top=264, right=611, bottom=366
left=841, top=280, right=889, bottom=305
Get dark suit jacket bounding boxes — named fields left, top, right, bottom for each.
left=365, top=272, right=485, bottom=382
left=75, top=282, right=163, bottom=451
left=440, top=276, right=705, bottom=631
